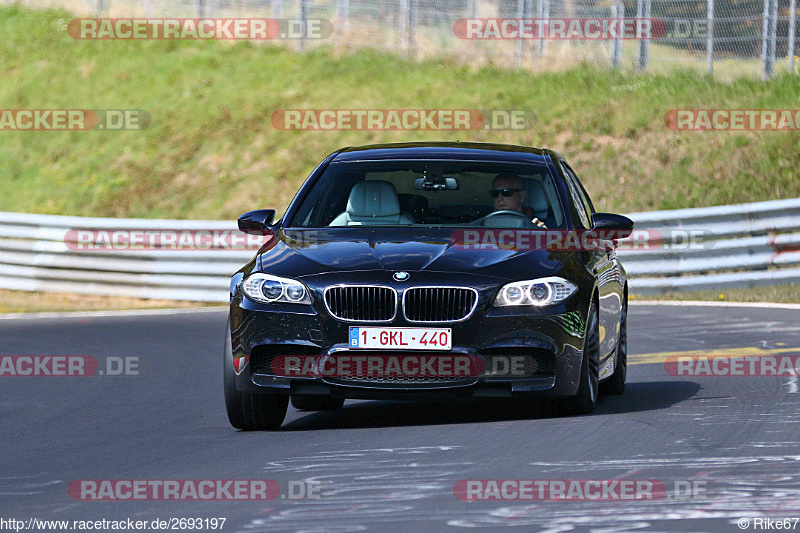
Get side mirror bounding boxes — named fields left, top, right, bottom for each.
left=238, top=209, right=276, bottom=235
left=591, top=212, right=634, bottom=240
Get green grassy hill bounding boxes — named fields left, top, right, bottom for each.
left=1, top=5, right=799, bottom=220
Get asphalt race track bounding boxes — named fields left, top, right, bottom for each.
left=2, top=302, right=800, bottom=532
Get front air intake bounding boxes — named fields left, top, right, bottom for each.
left=403, top=287, right=478, bottom=323
left=324, top=285, right=397, bottom=322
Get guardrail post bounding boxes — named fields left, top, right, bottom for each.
left=410, top=0, right=418, bottom=57
left=400, top=0, right=417, bottom=58
left=706, top=0, right=714, bottom=76
left=611, top=0, right=624, bottom=68
left=297, top=0, right=309, bottom=52
left=400, top=0, right=407, bottom=53
left=789, top=0, right=797, bottom=73
left=525, top=0, right=533, bottom=57
left=636, top=0, right=651, bottom=72
left=337, top=0, right=349, bottom=29
left=468, top=0, right=479, bottom=19
left=541, top=0, right=550, bottom=55
left=91, top=0, right=108, bottom=15
left=535, top=0, right=544, bottom=57
left=516, top=0, right=525, bottom=67
left=761, top=0, right=777, bottom=79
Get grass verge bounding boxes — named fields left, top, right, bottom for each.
left=631, top=284, right=800, bottom=304
left=0, top=289, right=223, bottom=314
left=1, top=6, right=799, bottom=220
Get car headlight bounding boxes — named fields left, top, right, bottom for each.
left=494, top=277, right=578, bottom=307
left=242, top=273, right=312, bottom=304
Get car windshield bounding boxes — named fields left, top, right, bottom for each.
left=288, top=160, right=565, bottom=228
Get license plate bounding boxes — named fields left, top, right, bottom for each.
left=349, top=327, right=452, bottom=350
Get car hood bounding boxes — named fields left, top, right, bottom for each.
left=258, top=228, right=570, bottom=279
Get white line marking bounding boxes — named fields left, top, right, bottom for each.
left=0, top=307, right=225, bottom=320
left=631, top=300, right=800, bottom=310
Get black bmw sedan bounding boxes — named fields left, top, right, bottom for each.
left=224, top=142, right=633, bottom=430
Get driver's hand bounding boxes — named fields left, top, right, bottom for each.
left=532, top=217, right=547, bottom=229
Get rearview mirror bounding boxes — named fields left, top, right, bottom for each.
left=238, top=209, right=276, bottom=235
left=414, top=177, right=459, bottom=190
left=591, top=212, right=634, bottom=240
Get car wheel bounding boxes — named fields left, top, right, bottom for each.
left=291, top=395, right=345, bottom=411
left=600, top=296, right=627, bottom=395
left=563, top=301, right=600, bottom=415
left=223, top=320, right=288, bottom=430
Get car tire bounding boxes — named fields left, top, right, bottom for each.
left=291, top=395, right=345, bottom=411
left=562, top=301, right=600, bottom=415
left=224, top=320, right=288, bottom=430
left=600, top=296, right=627, bottom=395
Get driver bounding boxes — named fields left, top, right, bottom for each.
left=490, top=174, right=547, bottom=228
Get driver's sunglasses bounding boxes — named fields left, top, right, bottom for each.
left=490, top=188, right=523, bottom=198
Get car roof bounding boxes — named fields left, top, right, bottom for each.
left=332, top=142, right=558, bottom=165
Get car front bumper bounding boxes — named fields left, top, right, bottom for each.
left=228, top=275, right=590, bottom=400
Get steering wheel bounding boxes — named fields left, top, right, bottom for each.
left=477, top=210, right=536, bottom=227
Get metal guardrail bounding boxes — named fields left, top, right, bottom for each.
left=618, top=197, right=800, bottom=294
left=1, top=198, right=799, bottom=301
left=0, top=213, right=250, bottom=302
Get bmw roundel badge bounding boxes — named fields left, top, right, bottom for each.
left=393, top=271, right=410, bottom=281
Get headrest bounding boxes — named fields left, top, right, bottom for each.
left=346, top=180, right=401, bottom=217
left=527, top=180, right=548, bottom=213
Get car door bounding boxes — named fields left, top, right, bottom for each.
left=561, top=161, right=622, bottom=362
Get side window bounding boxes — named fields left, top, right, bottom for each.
left=560, top=162, right=592, bottom=229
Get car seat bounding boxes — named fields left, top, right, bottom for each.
left=329, top=181, right=415, bottom=226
